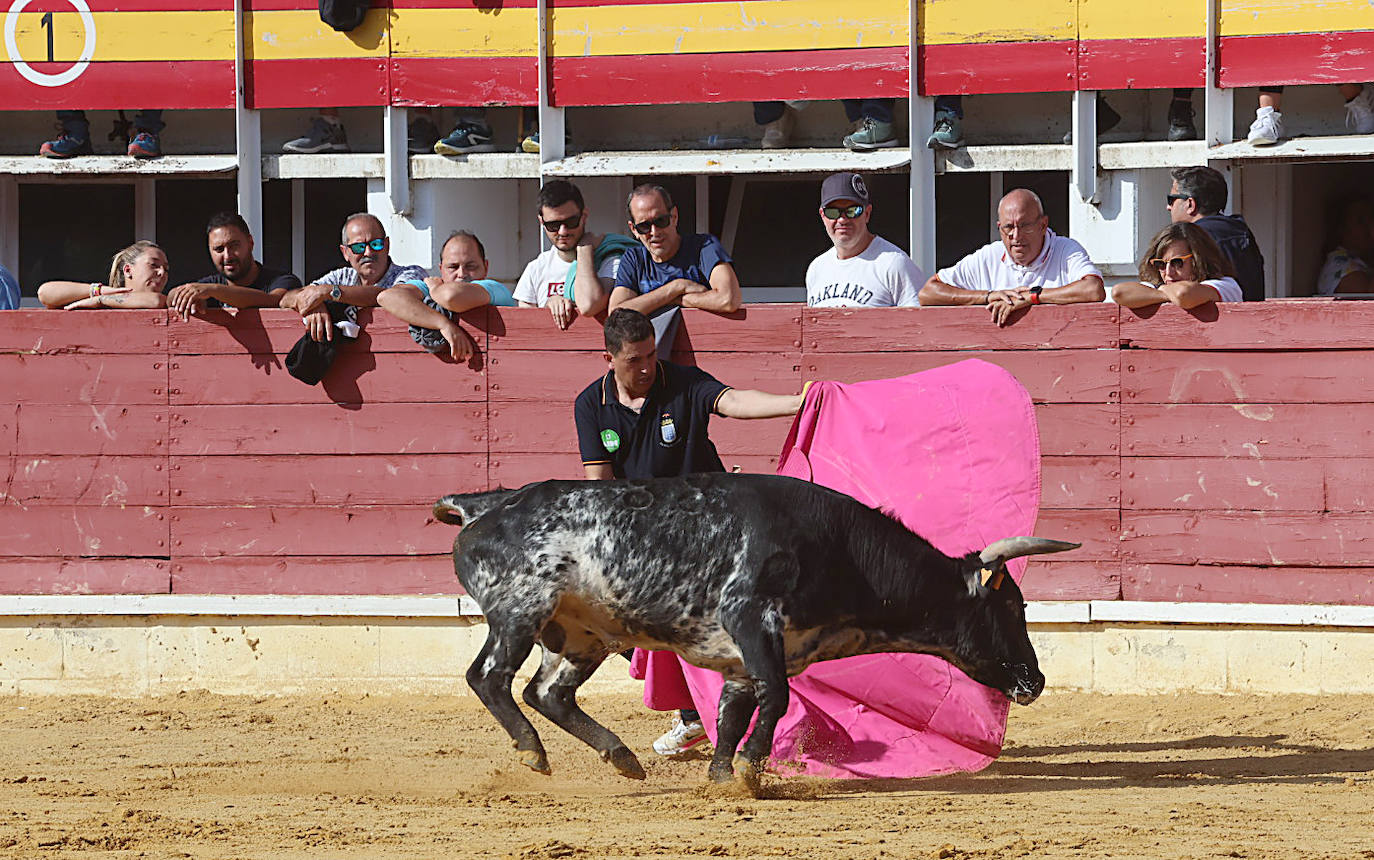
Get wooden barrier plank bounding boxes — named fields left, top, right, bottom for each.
left=166, top=308, right=471, bottom=355
left=1122, top=457, right=1323, bottom=512
left=170, top=454, right=487, bottom=505
left=1022, top=560, right=1121, bottom=601
left=804, top=350, right=1118, bottom=404
left=1325, top=459, right=1374, bottom=513
left=488, top=400, right=792, bottom=456
left=1077, top=37, right=1204, bottom=90
left=1220, top=31, right=1374, bottom=89
left=486, top=310, right=611, bottom=352
left=0, top=559, right=171, bottom=595
left=1122, top=350, right=1374, bottom=404
left=673, top=307, right=803, bottom=353
left=0, top=311, right=166, bottom=354
left=170, top=506, right=451, bottom=557
left=1036, top=403, right=1119, bottom=456
left=171, top=352, right=485, bottom=405
left=1122, top=403, right=1372, bottom=458
left=919, top=41, right=1075, bottom=95
left=2, top=456, right=168, bottom=507
left=487, top=350, right=610, bottom=404
left=1123, top=563, right=1374, bottom=606
left=172, top=555, right=459, bottom=595
left=1034, top=508, right=1119, bottom=561
left=169, top=403, right=486, bottom=455
left=13, top=405, right=167, bottom=456
left=1122, top=512, right=1374, bottom=566
left=1, top=354, right=167, bottom=406
left=803, top=305, right=1119, bottom=352
left=1041, top=455, right=1120, bottom=510
left=1119, top=302, right=1374, bottom=349
left=0, top=506, right=169, bottom=557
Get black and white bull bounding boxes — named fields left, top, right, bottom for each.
left=434, top=473, right=1077, bottom=787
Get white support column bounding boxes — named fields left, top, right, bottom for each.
left=383, top=106, right=412, bottom=216
left=134, top=178, right=156, bottom=240
left=1204, top=0, right=1234, bottom=149
left=0, top=176, right=17, bottom=277
left=536, top=0, right=565, bottom=168
left=694, top=174, right=709, bottom=235
left=1071, top=90, right=1100, bottom=205
left=291, top=179, right=306, bottom=280
left=233, top=0, right=262, bottom=237
left=720, top=176, right=747, bottom=256
left=908, top=0, right=935, bottom=273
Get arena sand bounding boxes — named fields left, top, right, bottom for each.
left=1, top=691, right=1371, bottom=859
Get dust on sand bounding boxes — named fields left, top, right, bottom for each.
left=1, top=691, right=1371, bottom=859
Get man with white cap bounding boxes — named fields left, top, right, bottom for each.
left=806, top=172, right=926, bottom=308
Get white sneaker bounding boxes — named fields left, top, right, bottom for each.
left=652, top=716, right=707, bottom=756
left=1345, top=86, right=1374, bottom=134
left=1246, top=107, right=1284, bottom=146
left=761, top=108, right=794, bottom=149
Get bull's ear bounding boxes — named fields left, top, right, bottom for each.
left=965, top=566, right=1006, bottom=596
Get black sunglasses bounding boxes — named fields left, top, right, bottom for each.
left=1166, top=193, right=1191, bottom=207
left=632, top=214, right=672, bottom=235
left=541, top=213, right=583, bottom=232
left=345, top=238, right=386, bottom=254
left=822, top=204, right=866, bottom=220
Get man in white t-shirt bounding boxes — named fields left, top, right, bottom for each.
left=806, top=172, right=926, bottom=307
left=919, top=189, right=1105, bottom=326
left=514, top=180, right=623, bottom=330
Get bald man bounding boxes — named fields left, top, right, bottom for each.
left=919, top=189, right=1105, bottom=326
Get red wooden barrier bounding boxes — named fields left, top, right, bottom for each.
left=3, top=303, right=1373, bottom=607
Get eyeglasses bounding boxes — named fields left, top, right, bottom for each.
left=1150, top=254, right=1195, bottom=271
left=541, top=213, right=583, bottom=233
left=631, top=214, right=672, bottom=235
left=345, top=238, right=386, bottom=255
left=1166, top=193, right=1191, bottom=207
left=998, top=220, right=1043, bottom=236
left=822, top=204, right=866, bottom=220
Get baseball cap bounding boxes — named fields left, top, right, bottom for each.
left=820, top=172, right=870, bottom=208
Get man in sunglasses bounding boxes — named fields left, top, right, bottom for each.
left=807, top=172, right=925, bottom=307
left=918, top=189, right=1104, bottom=326
left=514, top=180, right=627, bottom=330
left=1166, top=166, right=1266, bottom=302
left=611, top=184, right=742, bottom=327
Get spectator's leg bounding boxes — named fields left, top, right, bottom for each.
left=284, top=108, right=350, bottom=154
left=1062, top=92, right=1121, bottom=144
left=928, top=95, right=965, bottom=150
left=842, top=98, right=897, bottom=151
left=1247, top=87, right=1284, bottom=146
left=1168, top=88, right=1197, bottom=141
left=41, top=111, right=93, bottom=158
left=754, top=101, right=794, bottom=149
left=126, top=110, right=164, bottom=159
left=1339, top=84, right=1374, bottom=134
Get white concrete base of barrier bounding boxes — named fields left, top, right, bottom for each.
left=1, top=597, right=1372, bottom=696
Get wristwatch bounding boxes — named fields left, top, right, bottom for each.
left=1028, top=285, right=1043, bottom=305
left=329, top=284, right=343, bottom=302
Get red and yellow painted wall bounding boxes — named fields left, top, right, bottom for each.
left=1, top=0, right=1371, bottom=111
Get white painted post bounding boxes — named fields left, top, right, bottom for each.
left=720, top=176, right=747, bottom=256
left=233, top=0, right=262, bottom=237
left=536, top=0, right=565, bottom=168
left=384, top=106, right=412, bottom=216
left=1072, top=90, right=1099, bottom=205
left=908, top=0, right=936, bottom=273
left=1204, top=0, right=1234, bottom=149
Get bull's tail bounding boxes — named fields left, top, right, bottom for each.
left=433, top=489, right=519, bottom=527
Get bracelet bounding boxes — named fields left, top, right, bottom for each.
left=90, top=282, right=101, bottom=298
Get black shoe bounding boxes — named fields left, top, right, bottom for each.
left=1167, top=100, right=1198, bottom=141
left=1063, top=96, right=1122, bottom=144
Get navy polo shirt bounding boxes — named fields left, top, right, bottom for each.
left=575, top=361, right=731, bottom=479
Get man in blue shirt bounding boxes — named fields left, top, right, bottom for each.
left=0, top=263, right=19, bottom=310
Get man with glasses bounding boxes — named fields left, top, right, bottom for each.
left=515, top=180, right=624, bottom=330
left=919, top=189, right=1104, bottom=326
left=807, top=172, right=925, bottom=307
left=1166, top=166, right=1266, bottom=302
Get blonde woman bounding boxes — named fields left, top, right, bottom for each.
left=1112, top=222, right=1243, bottom=309
left=38, top=241, right=170, bottom=310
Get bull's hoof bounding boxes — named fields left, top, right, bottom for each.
left=518, top=749, right=551, bottom=775
left=603, top=745, right=646, bottom=780
left=732, top=754, right=763, bottom=797
left=707, top=759, right=734, bottom=784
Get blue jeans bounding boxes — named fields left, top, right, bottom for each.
left=58, top=110, right=164, bottom=141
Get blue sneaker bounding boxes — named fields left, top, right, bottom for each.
left=127, top=131, right=161, bottom=159
left=39, top=133, right=93, bottom=158
left=434, top=118, right=496, bottom=155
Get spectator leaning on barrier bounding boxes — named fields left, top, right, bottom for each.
left=919, top=189, right=1105, bottom=326
left=1316, top=197, right=1374, bottom=296
left=40, top=110, right=165, bottom=159
left=515, top=180, right=626, bottom=330
left=0, top=262, right=19, bottom=310
left=37, top=241, right=170, bottom=310
left=1111, top=222, right=1243, bottom=309
left=574, top=307, right=807, bottom=760
left=387, top=230, right=513, bottom=360
left=1166, top=166, right=1266, bottom=302
left=806, top=172, right=926, bottom=308
left=164, top=212, right=302, bottom=321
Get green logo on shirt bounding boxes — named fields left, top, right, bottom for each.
left=600, top=429, right=621, bottom=453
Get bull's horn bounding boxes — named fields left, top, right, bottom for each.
left=979, top=537, right=1081, bottom=566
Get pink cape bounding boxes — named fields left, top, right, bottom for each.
left=630, top=359, right=1041, bottom=778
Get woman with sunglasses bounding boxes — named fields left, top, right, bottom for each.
left=1112, top=222, right=1243, bottom=308
left=37, top=241, right=170, bottom=310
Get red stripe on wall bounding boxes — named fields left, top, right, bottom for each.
left=390, top=57, right=539, bottom=107
left=0, top=61, right=234, bottom=110
left=1220, top=31, right=1374, bottom=87
left=919, top=41, right=1076, bottom=95
left=1078, top=37, right=1205, bottom=90
left=247, top=58, right=389, bottom=109
left=549, top=47, right=908, bottom=106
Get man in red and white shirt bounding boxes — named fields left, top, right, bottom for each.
left=919, top=189, right=1104, bottom=326
left=514, top=180, right=620, bottom=330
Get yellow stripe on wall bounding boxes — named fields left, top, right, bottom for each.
left=7, top=11, right=234, bottom=62
left=1079, top=0, right=1203, bottom=41
left=390, top=7, right=537, bottom=58
left=245, top=9, right=389, bottom=60
left=549, top=0, right=908, bottom=58
left=919, top=0, right=1076, bottom=46
left=1220, top=0, right=1374, bottom=36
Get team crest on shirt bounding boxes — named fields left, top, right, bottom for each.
left=659, top=413, right=677, bottom=445
left=600, top=429, right=621, bottom=453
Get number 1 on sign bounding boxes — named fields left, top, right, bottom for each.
left=39, top=10, right=51, bottom=62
